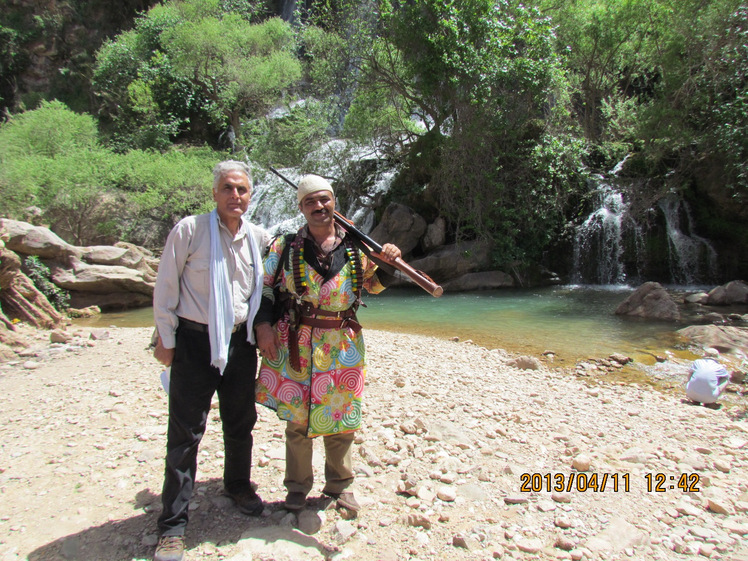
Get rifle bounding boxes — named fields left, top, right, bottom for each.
left=267, top=166, right=443, bottom=298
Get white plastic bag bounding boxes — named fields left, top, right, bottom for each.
left=160, top=366, right=171, bottom=394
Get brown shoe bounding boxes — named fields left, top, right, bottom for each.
left=154, top=535, right=185, bottom=561
left=225, top=488, right=264, bottom=516
left=324, top=491, right=360, bottom=512
left=284, top=491, right=307, bottom=511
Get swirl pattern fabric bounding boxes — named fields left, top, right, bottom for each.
left=255, top=234, right=385, bottom=437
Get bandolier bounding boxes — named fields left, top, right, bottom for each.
left=274, top=232, right=364, bottom=371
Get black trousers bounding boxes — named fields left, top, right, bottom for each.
left=158, top=323, right=258, bottom=536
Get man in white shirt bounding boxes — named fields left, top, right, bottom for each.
left=152, top=160, right=269, bottom=561
left=686, top=357, right=730, bottom=406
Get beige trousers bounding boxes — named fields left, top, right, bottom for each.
left=284, top=421, right=355, bottom=495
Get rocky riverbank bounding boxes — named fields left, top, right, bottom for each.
left=1, top=326, right=747, bottom=561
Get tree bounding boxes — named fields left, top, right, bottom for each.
left=346, top=0, right=582, bottom=266
left=538, top=0, right=663, bottom=143
left=93, top=0, right=301, bottom=151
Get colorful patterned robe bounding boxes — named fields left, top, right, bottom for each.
left=255, top=230, right=386, bottom=437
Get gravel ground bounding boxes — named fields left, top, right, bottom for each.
left=1, top=326, right=747, bottom=561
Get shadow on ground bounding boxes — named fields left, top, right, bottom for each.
left=28, top=479, right=336, bottom=561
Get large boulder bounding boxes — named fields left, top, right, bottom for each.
left=707, top=280, right=748, bottom=305
left=407, top=240, right=493, bottom=283
left=0, top=219, right=157, bottom=312
left=0, top=218, right=79, bottom=260
left=676, top=325, right=748, bottom=355
left=0, top=244, right=64, bottom=329
left=615, top=282, right=680, bottom=321
left=442, top=271, right=514, bottom=291
left=370, top=203, right=427, bottom=257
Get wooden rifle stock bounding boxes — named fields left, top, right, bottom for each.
left=267, top=166, right=443, bottom=298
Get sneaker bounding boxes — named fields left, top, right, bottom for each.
left=226, top=487, right=264, bottom=516
left=284, top=491, right=307, bottom=511
left=154, top=535, right=185, bottom=561
left=324, top=490, right=360, bottom=512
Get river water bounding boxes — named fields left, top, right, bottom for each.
left=75, top=285, right=697, bottom=371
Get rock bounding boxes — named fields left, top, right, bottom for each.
left=555, top=535, right=575, bottom=551
left=609, top=353, right=631, bottom=365
left=407, top=240, right=493, bottom=285
left=405, top=513, right=432, bottom=530
left=436, top=486, right=456, bottom=502
left=677, top=325, right=748, bottom=355
left=421, top=217, right=446, bottom=252
left=706, top=497, right=734, bottom=515
left=297, top=510, right=323, bottom=535
left=50, top=329, right=71, bottom=344
left=615, top=282, right=680, bottom=321
left=707, top=281, right=748, bottom=305
left=507, top=356, right=542, bottom=370
left=333, top=520, right=357, bottom=543
left=0, top=219, right=156, bottom=312
left=89, top=329, right=110, bottom=341
left=572, top=454, right=591, bottom=472
left=67, top=306, right=101, bottom=318
left=452, top=533, right=480, bottom=550
left=685, top=292, right=710, bottom=304
left=369, top=203, right=426, bottom=257
left=0, top=246, right=64, bottom=329
left=516, top=538, right=543, bottom=554
left=0, top=219, right=78, bottom=259
left=723, top=519, right=748, bottom=535
left=584, top=517, right=648, bottom=552
left=504, top=495, right=529, bottom=504
left=442, top=271, right=514, bottom=291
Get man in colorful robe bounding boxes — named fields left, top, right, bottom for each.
left=254, top=174, right=401, bottom=513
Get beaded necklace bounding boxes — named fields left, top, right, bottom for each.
left=290, top=233, right=362, bottom=302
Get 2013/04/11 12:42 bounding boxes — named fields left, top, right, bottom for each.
left=645, top=472, right=701, bottom=493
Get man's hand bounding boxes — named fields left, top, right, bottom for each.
left=255, top=322, right=280, bottom=360
left=380, top=243, right=402, bottom=261
left=154, top=335, right=175, bottom=366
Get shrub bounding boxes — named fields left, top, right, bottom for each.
left=23, top=256, right=69, bottom=311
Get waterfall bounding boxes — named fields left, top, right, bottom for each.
left=571, top=176, right=643, bottom=285
left=246, top=142, right=396, bottom=236
left=571, top=167, right=720, bottom=286
left=658, top=196, right=719, bottom=285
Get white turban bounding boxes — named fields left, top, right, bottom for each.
left=297, top=174, right=334, bottom=203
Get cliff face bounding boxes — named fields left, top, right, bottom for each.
left=1, top=0, right=159, bottom=113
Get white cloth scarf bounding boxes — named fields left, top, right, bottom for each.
left=208, top=209, right=264, bottom=374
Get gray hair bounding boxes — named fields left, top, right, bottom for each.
left=212, top=160, right=252, bottom=192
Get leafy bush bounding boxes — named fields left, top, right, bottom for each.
left=23, top=256, right=69, bottom=311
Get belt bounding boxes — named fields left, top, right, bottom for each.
left=178, top=317, right=247, bottom=334
left=299, top=316, right=361, bottom=331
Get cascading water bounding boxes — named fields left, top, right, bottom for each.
left=246, top=142, right=396, bottom=236
left=571, top=164, right=720, bottom=286
left=571, top=176, right=644, bottom=285
left=658, top=196, right=719, bottom=285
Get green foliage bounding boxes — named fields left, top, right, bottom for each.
left=93, top=1, right=302, bottom=150
left=23, top=256, right=70, bottom=311
left=542, top=0, right=663, bottom=141
left=370, top=0, right=571, bottom=265
left=0, top=100, right=99, bottom=158
left=0, top=101, right=220, bottom=246
left=243, top=100, right=331, bottom=167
